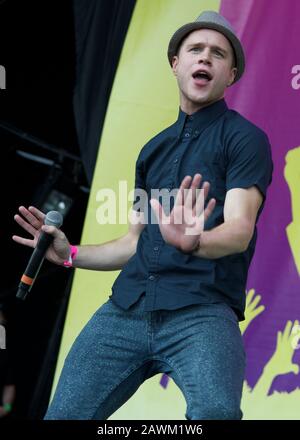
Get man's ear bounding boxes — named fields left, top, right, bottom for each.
left=228, top=67, right=237, bottom=86
left=172, top=56, right=179, bottom=76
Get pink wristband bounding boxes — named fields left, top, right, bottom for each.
left=63, top=245, right=78, bottom=267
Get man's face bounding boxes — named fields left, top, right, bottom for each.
left=172, top=28, right=237, bottom=114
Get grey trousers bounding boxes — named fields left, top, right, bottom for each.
left=45, top=295, right=245, bottom=420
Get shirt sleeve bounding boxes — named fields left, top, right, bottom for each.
left=225, top=128, right=273, bottom=199
left=132, top=152, right=147, bottom=212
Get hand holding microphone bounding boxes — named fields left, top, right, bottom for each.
left=13, top=206, right=71, bottom=300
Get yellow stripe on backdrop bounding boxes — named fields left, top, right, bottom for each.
left=52, top=0, right=220, bottom=419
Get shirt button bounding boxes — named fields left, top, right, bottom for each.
left=184, top=133, right=190, bottom=138
left=154, top=246, right=159, bottom=251
left=174, top=158, right=178, bottom=163
left=188, top=115, right=194, bottom=121
left=149, top=275, right=155, bottom=281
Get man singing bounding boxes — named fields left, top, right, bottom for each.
left=13, top=11, right=273, bottom=419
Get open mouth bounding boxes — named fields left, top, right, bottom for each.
left=192, top=70, right=213, bottom=82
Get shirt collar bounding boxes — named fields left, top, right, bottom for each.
left=176, top=98, right=228, bottom=137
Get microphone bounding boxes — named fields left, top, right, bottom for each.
left=16, top=210, right=63, bottom=300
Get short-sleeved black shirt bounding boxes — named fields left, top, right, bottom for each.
left=110, top=99, right=273, bottom=320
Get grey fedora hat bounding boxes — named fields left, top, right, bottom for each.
left=167, top=10, right=245, bottom=84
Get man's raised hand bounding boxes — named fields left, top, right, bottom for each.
left=150, top=174, right=216, bottom=253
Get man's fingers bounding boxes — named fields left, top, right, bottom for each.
left=202, top=181, right=210, bottom=200
left=193, top=181, right=211, bottom=216
left=12, top=235, right=35, bottom=248
left=177, top=174, right=203, bottom=208
left=28, top=206, right=46, bottom=222
left=175, top=175, right=192, bottom=206
left=179, top=175, right=193, bottom=191
left=18, top=206, right=44, bottom=229
left=186, top=174, right=202, bottom=208
left=150, top=198, right=166, bottom=224
left=42, top=225, right=64, bottom=239
left=204, top=198, right=216, bottom=222
left=14, top=214, right=38, bottom=237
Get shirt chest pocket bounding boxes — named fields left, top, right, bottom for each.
left=182, top=150, right=226, bottom=200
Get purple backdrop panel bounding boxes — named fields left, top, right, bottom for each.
left=220, top=0, right=300, bottom=393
